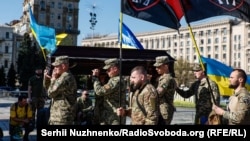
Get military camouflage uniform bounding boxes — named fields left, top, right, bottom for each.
left=223, top=87, right=250, bottom=125
left=154, top=56, right=177, bottom=125
left=92, top=95, right=104, bottom=124
left=44, top=56, right=77, bottom=125
left=176, top=77, right=220, bottom=125
left=93, top=58, right=126, bottom=125
left=128, top=82, right=158, bottom=125
left=156, top=73, right=176, bottom=124
left=76, top=96, right=93, bottom=124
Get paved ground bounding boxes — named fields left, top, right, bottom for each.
left=0, top=96, right=195, bottom=140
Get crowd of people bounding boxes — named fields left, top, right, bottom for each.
left=8, top=54, right=250, bottom=140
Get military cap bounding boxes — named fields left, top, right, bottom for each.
left=192, top=63, right=206, bottom=71
left=52, top=55, right=69, bottom=66
left=153, top=56, right=170, bottom=67
left=103, top=58, right=118, bottom=70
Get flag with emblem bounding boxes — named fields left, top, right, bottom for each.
left=121, top=0, right=181, bottom=30
left=118, top=21, right=144, bottom=50
left=180, top=0, right=250, bottom=23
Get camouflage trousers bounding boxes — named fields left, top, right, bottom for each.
left=159, top=103, right=175, bottom=125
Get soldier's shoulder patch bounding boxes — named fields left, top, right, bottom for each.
left=242, top=97, right=250, bottom=105
left=104, top=84, right=111, bottom=90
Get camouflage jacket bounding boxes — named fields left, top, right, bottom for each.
left=176, top=77, right=220, bottom=121
left=76, top=97, right=93, bottom=113
left=93, top=75, right=126, bottom=125
left=156, top=73, right=176, bottom=106
left=224, top=87, right=250, bottom=125
left=129, top=82, right=159, bottom=125
left=44, top=71, right=77, bottom=124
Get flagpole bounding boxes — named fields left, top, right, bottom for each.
left=119, top=1, right=123, bottom=125
left=179, top=0, right=217, bottom=108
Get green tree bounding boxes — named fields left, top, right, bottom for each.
left=0, top=66, right=6, bottom=86
left=174, top=58, right=195, bottom=87
left=7, top=63, right=16, bottom=88
left=17, top=33, right=46, bottom=90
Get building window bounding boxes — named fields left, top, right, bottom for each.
left=207, top=38, right=211, bottom=44
left=199, top=31, right=204, bottom=36
left=40, top=1, right=46, bottom=11
left=145, top=40, right=148, bottom=49
left=5, top=46, right=9, bottom=53
left=161, top=37, right=165, bottom=49
left=180, top=41, right=183, bottom=47
left=214, top=29, right=218, bottom=35
left=214, top=46, right=218, bottom=52
left=215, top=54, right=218, bottom=59
left=200, top=47, right=203, bottom=53
left=223, top=53, right=226, bottom=59
left=207, top=46, right=211, bottom=52
left=215, top=38, right=219, bottom=43
left=68, top=3, right=73, bottom=13
left=156, top=38, right=159, bottom=49
left=67, top=24, right=72, bottom=30
left=200, top=39, right=204, bottom=45
left=149, top=39, right=154, bottom=49
left=186, top=48, right=190, bottom=54
left=57, top=14, right=61, bottom=20
left=67, top=15, right=72, bottom=22
left=4, top=60, right=8, bottom=68
left=50, top=1, right=55, bottom=8
left=222, top=37, right=227, bottom=43
left=5, top=32, right=9, bottom=39
left=58, top=2, right=62, bottom=9
left=207, top=30, right=211, bottom=36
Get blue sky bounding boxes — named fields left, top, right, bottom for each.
left=0, top=0, right=231, bottom=46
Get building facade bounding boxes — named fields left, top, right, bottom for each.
left=81, top=19, right=250, bottom=74
left=22, top=0, right=80, bottom=45
left=0, top=25, right=15, bottom=74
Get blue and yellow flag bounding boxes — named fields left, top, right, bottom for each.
left=56, top=33, right=68, bottom=45
left=29, top=5, right=56, bottom=55
left=201, top=56, right=250, bottom=96
left=118, top=21, right=144, bottom=50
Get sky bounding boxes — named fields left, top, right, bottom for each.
left=0, top=0, right=231, bottom=46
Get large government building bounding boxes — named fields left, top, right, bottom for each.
left=81, top=18, right=250, bottom=74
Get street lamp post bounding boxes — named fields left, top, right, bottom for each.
left=89, top=5, right=97, bottom=46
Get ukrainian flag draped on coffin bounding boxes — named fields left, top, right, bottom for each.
left=201, top=56, right=250, bottom=96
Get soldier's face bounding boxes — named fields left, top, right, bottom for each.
left=229, top=71, right=239, bottom=89
left=129, top=71, right=143, bottom=92
left=155, top=65, right=165, bottom=75
left=194, top=70, right=203, bottom=79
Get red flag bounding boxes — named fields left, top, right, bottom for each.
left=121, top=0, right=181, bottom=30
left=180, top=0, right=250, bottom=23
left=166, top=0, right=184, bottom=20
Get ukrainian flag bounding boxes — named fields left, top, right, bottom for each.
left=201, top=56, right=250, bottom=96
left=29, top=5, right=56, bottom=55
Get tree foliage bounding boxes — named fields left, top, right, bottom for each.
left=7, top=63, right=16, bottom=88
left=174, top=58, right=196, bottom=87
left=17, top=33, right=46, bottom=90
left=0, top=66, right=6, bottom=86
